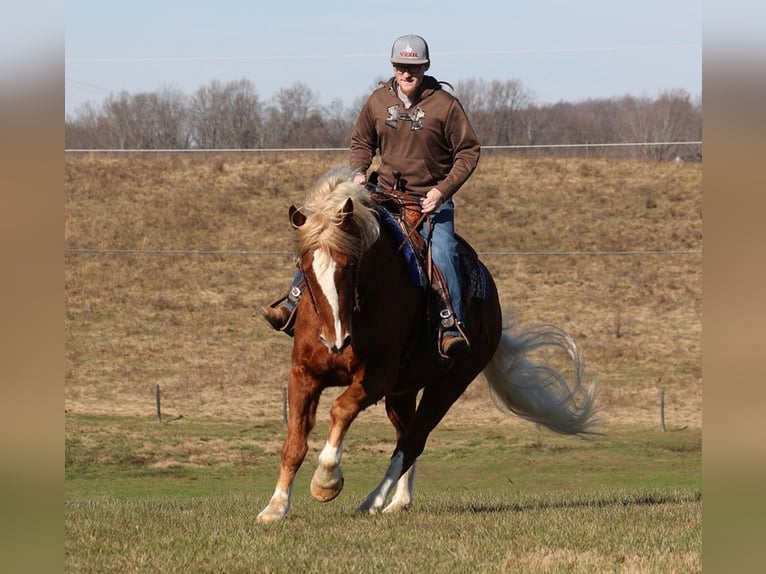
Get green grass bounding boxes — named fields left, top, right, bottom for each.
left=66, top=491, right=700, bottom=573
left=65, top=413, right=701, bottom=572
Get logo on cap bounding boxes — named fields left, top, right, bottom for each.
left=399, top=44, right=419, bottom=59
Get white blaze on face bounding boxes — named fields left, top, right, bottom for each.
left=312, top=249, right=344, bottom=346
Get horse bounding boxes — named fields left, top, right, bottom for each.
left=256, top=166, right=597, bottom=523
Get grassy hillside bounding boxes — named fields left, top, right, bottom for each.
left=65, top=152, right=701, bottom=429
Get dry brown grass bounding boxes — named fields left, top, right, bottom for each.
left=65, top=152, right=701, bottom=430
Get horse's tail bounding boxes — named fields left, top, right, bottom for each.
left=482, top=323, right=598, bottom=436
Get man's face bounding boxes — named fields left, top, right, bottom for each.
left=393, top=63, right=428, bottom=97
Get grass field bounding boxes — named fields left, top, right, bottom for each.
left=66, top=414, right=701, bottom=572
left=65, top=153, right=702, bottom=571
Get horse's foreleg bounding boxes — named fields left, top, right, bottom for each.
left=310, top=440, right=345, bottom=502
left=310, top=382, right=373, bottom=502
left=257, top=375, right=321, bottom=524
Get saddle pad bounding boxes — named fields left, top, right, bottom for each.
left=377, top=208, right=428, bottom=289
left=457, top=236, right=491, bottom=300
left=378, top=207, right=491, bottom=299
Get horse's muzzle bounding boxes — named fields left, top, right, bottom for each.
left=319, top=334, right=352, bottom=354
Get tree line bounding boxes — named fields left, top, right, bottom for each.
left=65, top=77, right=701, bottom=161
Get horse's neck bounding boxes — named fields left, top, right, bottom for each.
left=351, top=230, right=425, bottom=359
left=360, top=228, right=419, bottom=304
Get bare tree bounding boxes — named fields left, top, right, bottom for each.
left=517, top=103, right=558, bottom=149
left=455, top=78, right=534, bottom=146
left=96, top=91, right=145, bottom=148
left=188, top=79, right=262, bottom=149
left=617, top=89, right=699, bottom=160
left=262, top=82, right=321, bottom=148
left=320, top=98, right=355, bottom=147
left=66, top=101, right=110, bottom=149
left=147, top=88, right=190, bottom=149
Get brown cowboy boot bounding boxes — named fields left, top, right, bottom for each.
left=260, top=281, right=302, bottom=336
left=441, top=331, right=468, bottom=357
left=439, top=309, right=469, bottom=359
left=431, top=269, right=469, bottom=359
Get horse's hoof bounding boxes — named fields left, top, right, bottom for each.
left=256, top=508, right=286, bottom=524
left=310, top=476, right=344, bottom=502
left=383, top=500, right=412, bottom=514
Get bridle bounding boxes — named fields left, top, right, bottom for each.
left=297, top=246, right=361, bottom=322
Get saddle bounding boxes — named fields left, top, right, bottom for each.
left=369, top=176, right=490, bottom=351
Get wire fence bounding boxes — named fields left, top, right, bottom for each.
left=64, top=141, right=702, bottom=154
left=64, top=247, right=701, bottom=257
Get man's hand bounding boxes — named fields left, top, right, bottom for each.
left=420, top=188, right=445, bottom=214
left=353, top=172, right=366, bottom=185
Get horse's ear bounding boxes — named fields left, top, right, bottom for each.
left=289, top=205, right=306, bottom=228
left=340, top=197, right=354, bottom=217
left=336, top=197, right=355, bottom=228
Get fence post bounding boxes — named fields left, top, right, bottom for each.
left=156, top=384, right=162, bottom=423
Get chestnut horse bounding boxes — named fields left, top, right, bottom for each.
left=256, top=167, right=596, bottom=523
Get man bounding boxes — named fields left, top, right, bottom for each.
left=262, top=34, right=480, bottom=358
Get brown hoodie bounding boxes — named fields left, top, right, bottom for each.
left=349, top=76, right=480, bottom=199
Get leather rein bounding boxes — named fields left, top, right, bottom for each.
left=369, top=186, right=434, bottom=284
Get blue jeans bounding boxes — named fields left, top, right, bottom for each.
left=419, top=200, right=463, bottom=325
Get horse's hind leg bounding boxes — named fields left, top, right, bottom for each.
left=359, top=377, right=471, bottom=515
left=383, top=393, right=417, bottom=513
left=383, top=462, right=417, bottom=513
left=398, top=379, right=471, bottom=471
left=357, top=392, right=418, bottom=515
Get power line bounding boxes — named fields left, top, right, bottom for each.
left=66, top=78, right=114, bottom=93
left=64, top=43, right=701, bottom=64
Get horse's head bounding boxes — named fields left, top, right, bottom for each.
left=291, top=169, right=380, bottom=354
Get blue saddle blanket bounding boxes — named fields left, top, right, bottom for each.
left=377, top=208, right=491, bottom=300
left=377, top=208, right=428, bottom=289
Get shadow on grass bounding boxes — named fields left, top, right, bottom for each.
left=439, top=489, right=702, bottom=515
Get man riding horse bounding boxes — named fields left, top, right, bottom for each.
left=262, top=34, right=480, bottom=359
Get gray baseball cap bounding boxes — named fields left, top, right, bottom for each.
left=390, top=34, right=430, bottom=65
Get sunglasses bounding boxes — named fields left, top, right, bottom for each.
left=393, top=63, right=425, bottom=74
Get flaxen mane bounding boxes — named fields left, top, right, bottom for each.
left=295, top=167, right=380, bottom=260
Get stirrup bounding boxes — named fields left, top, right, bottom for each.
left=260, top=285, right=300, bottom=336
left=437, top=310, right=470, bottom=359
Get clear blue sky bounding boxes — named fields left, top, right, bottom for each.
left=65, top=0, right=704, bottom=117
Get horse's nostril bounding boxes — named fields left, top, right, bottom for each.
left=319, top=334, right=344, bottom=354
